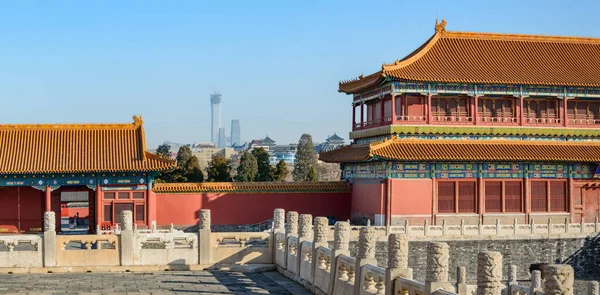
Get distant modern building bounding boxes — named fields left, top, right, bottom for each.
left=218, top=127, right=227, bottom=148
left=269, top=144, right=298, bottom=165
left=210, top=92, right=222, bottom=144
left=231, top=119, right=241, bottom=146
left=317, top=133, right=345, bottom=153
left=191, top=147, right=235, bottom=171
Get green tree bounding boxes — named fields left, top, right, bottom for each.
left=156, top=143, right=171, bottom=158
left=307, top=166, right=318, bottom=182
left=252, top=147, right=273, bottom=181
left=184, top=155, right=204, bottom=182
left=235, top=152, right=258, bottom=182
left=272, top=159, right=289, bottom=182
left=176, top=146, right=193, bottom=169
left=293, top=134, right=318, bottom=181
left=207, top=154, right=232, bottom=182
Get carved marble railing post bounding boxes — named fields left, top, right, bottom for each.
left=476, top=251, right=502, bottom=295
left=293, top=214, right=312, bottom=276
left=311, top=216, right=329, bottom=284
left=588, top=281, right=599, bottom=295
left=543, top=264, right=574, bottom=295
left=456, top=267, right=468, bottom=295
left=355, top=226, right=377, bottom=295
left=531, top=270, right=543, bottom=293
left=328, top=221, right=350, bottom=294
left=284, top=211, right=298, bottom=269
left=425, top=242, right=455, bottom=294
left=272, top=208, right=285, bottom=263
left=43, top=211, right=56, bottom=267
left=120, top=210, right=135, bottom=266
left=385, top=234, right=410, bottom=295
left=198, top=209, right=211, bottom=265
left=273, top=208, right=285, bottom=233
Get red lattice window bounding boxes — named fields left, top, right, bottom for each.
left=437, top=182, right=455, bottom=213
left=458, top=182, right=476, bottom=213
left=550, top=182, right=567, bottom=212
left=485, top=181, right=502, bottom=213
left=531, top=181, right=548, bottom=212
left=504, top=181, right=522, bottom=212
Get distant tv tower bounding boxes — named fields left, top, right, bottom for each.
left=210, top=92, right=222, bottom=145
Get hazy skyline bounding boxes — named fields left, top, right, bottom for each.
left=0, top=0, right=598, bottom=148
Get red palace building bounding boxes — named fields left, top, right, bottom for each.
left=321, top=20, right=600, bottom=226
left=0, top=116, right=175, bottom=233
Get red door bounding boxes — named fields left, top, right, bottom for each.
left=584, top=187, right=600, bottom=222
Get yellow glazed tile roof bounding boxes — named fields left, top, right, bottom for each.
left=339, top=20, right=600, bottom=93
left=153, top=181, right=352, bottom=194
left=0, top=116, right=175, bottom=174
left=319, top=138, right=600, bottom=163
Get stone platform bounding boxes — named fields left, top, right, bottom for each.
left=0, top=270, right=311, bottom=295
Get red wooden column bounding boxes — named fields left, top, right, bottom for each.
left=352, top=103, right=356, bottom=130
left=380, top=97, right=384, bottom=126
left=147, top=183, right=156, bottom=228
left=427, top=94, right=432, bottom=124
left=519, top=96, right=525, bottom=126
left=96, top=185, right=102, bottom=229
left=45, top=186, right=51, bottom=212
left=473, top=95, right=479, bottom=125
left=391, top=93, right=396, bottom=123
left=360, top=102, right=364, bottom=128
left=563, top=97, right=568, bottom=127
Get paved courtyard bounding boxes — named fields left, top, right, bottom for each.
left=0, top=271, right=311, bottom=295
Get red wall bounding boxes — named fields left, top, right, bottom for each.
left=390, top=179, right=432, bottom=215
left=156, top=191, right=351, bottom=226
left=62, top=207, right=90, bottom=219
left=351, top=179, right=384, bottom=216
left=0, top=187, right=44, bottom=232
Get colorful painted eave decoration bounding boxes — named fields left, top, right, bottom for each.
left=0, top=172, right=152, bottom=187
left=349, top=125, right=600, bottom=140
left=153, top=182, right=352, bottom=194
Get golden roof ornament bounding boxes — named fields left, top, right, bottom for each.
left=435, top=19, right=447, bottom=34
left=133, top=115, right=143, bottom=127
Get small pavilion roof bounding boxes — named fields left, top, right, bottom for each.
left=339, top=20, right=600, bottom=93
left=327, top=133, right=344, bottom=142
left=319, top=137, right=600, bottom=163
left=0, top=116, right=175, bottom=174
left=262, top=135, right=276, bottom=145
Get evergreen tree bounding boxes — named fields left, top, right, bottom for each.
left=156, top=143, right=171, bottom=158
left=272, top=159, right=289, bottom=182
left=235, top=152, right=258, bottom=182
left=307, top=166, right=318, bottom=182
left=252, top=147, right=273, bottom=181
left=207, top=154, right=232, bottom=182
left=293, top=134, right=318, bottom=181
left=176, top=146, right=193, bottom=169
left=184, top=155, right=204, bottom=182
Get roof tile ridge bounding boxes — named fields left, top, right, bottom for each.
left=381, top=32, right=441, bottom=73
left=443, top=30, right=600, bottom=44
left=339, top=71, right=385, bottom=86
left=0, top=122, right=137, bottom=131
left=145, top=152, right=177, bottom=164
left=408, top=139, right=600, bottom=146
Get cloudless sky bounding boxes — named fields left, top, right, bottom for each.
left=0, top=0, right=598, bottom=148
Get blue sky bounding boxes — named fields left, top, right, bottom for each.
left=0, top=1, right=597, bottom=148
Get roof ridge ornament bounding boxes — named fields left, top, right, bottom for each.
left=435, top=19, right=447, bottom=35
left=133, top=115, right=143, bottom=127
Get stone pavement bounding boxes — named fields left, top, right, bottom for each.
left=0, top=270, right=312, bottom=295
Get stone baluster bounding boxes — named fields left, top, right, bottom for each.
left=496, top=219, right=501, bottom=235
left=310, top=217, right=329, bottom=284
left=508, top=265, right=518, bottom=287
left=355, top=227, right=377, bottom=295
left=456, top=267, right=468, bottom=295
left=272, top=208, right=285, bottom=263
left=198, top=209, right=211, bottom=265
left=43, top=211, right=56, bottom=267
left=299, top=214, right=313, bottom=243
left=476, top=251, right=502, bottom=295
left=328, top=221, right=350, bottom=294
left=120, top=210, right=134, bottom=266
left=385, top=234, right=410, bottom=295
left=588, top=281, right=599, bottom=295
left=425, top=242, right=455, bottom=294
left=543, top=265, right=574, bottom=295
left=531, top=270, right=543, bottom=293
left=273, top=208, right=285, bottom=233
left=513, top=218, right=518, bottom=235
left=284, top=211, right=298, bottom=269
